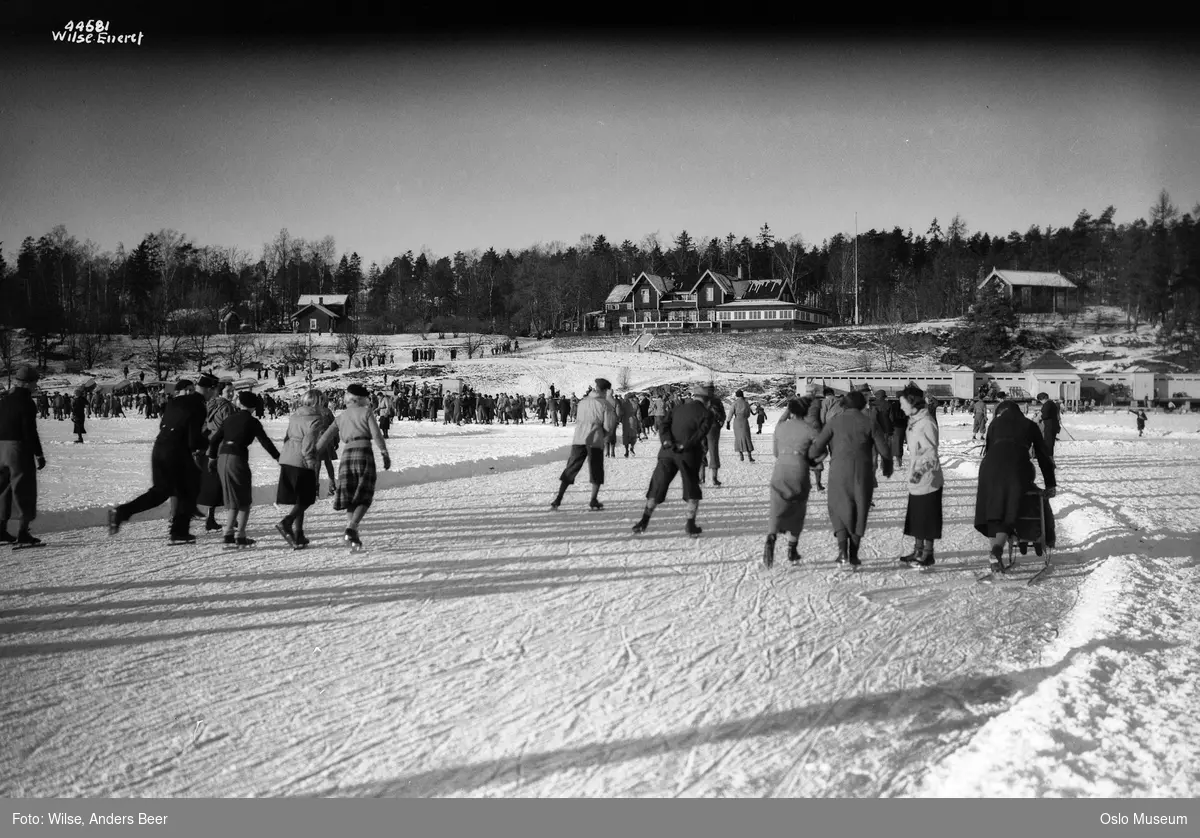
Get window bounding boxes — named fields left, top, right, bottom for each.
left=641, top=288, right=650, bottom=304
left=764, top=310, right=776, bottom=319
left=309, top=318, right=318, bottom=331
left=734, top=311, right=746, bottom=320
left=705, top=287, right=713, bottom=302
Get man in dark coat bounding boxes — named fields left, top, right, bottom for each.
left=108, top=379, right=208, bottom=543
left=974, top=400, right=1057, bottom=572
left=0, top=365, right=47, bottom=546
left=632, top=383, right=715, bottom=537
left=1036, top=393, right=1061, bottom=461
left=701, top=394, right=727, bottom=486
left=808, top=389, right=893, bottom=566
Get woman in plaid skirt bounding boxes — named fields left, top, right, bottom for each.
left=316, top=383, right=391, bottom=550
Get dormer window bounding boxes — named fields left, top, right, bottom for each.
left=641, top=289, right=650, bottom=304
left=705, top=287, right=713, bottom=302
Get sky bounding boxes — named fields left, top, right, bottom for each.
left=3, top=31, right=1199, bottom=270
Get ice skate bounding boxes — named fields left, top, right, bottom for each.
left=786, top=542, right=800, bottom=565
left=345, top=528, right=364, bottom=552
left=588, top=499, right=604, bottom=511
left=631, top=515, right=650, bottom=534
left=0, top=530, right=14, bottom=544
left=13, top=531, right=44, bottom=549
left=685, top=519, right=702, bottom=538
left=275, top=520, right=296, bottom=548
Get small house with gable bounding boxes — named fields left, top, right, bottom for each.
left=978, top=269, right=1079, bottom=315
left=290, top=294, right=349, bottom=334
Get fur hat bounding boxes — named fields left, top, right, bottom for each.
left=594, top=377, right=612, bottom=392
left=14, top=364, right=39, bottom=383
left=237, top=391, right=259, bottom=409
left=346, top=383, right=369, bottom=398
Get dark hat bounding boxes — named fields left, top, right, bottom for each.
left=346, top=383, right=369, bottom=398
left=238, top=391, right=258, bottom=408
left=845, top=390, right=867, bottom=410
left=692, top=382, right=715, bottom=398
left=175, top=379, right=194, bottom=391
left=594, top=377, right=612, bottom=391
left=14, top=364, right=39, bottom=383
left=197, top=372, right=219, bottom=388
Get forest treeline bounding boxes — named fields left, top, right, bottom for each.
left=2, top=190, right=1197, bottom=357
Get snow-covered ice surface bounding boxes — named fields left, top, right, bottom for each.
left=2, top=406, right=1199, bottom=797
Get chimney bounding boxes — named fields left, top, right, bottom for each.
left=737, top=265, right=745, bottom=281
left=318, top=297, right=323, bottom=305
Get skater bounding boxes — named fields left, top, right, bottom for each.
left=755, top=403, right=767, bottom=435
left=316, top=383, right=391, bottom=551
left=729, top=390, right=755, bottom=462
left=631, top=382, right=715, bottom=537
left=318, top=399, right=338, bottom=498
left=604, top=389, right=619, bottom=458
left=971, top=395, right=988, bottom=440
left=895, top=383, right=944, bottom=568
left=275, top=390, right=325, bottom=548
left=974, top=400, right=1057, bottom=573
left=196, top=373, right=235, bottom=532
left=763, top=397, right=818, bottom=567
left=702, top=390, right=726, bottom=486
left=108, top=380, right=208, bottom=543
left=71, top=387, right=87, bottom=443
left=1036, top=393, right=1061, bottom=461
left=808, top=390, right=893, bottom=568
left=0, top=365, right=47, bottom=547
left=206, top=391, right=281, bottom=547
left=549, top=378, right=618, bottom=510
left=1129, top=408, right=1148, bottom=436
left=620, top=392, right=640, bottom=457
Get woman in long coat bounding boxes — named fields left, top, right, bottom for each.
left=974, top=400, right=1057, bottom=572
left=275, top=389, right=325, bottom=548
left=728, top=390, right=755, bottom=462
left=896, top=383, right=943, bottom=568
left=808, top=390, right=893, bottom=566
left=763, top=397, right=818, bottom=568
left=620, top=393, right=640, bottom=456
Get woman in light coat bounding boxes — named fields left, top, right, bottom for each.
left=896, top=383, right=944, bottom=568
left=763, top=397, right=818, bottom=568
left=728, top=390, right=755, bottom=462
left=275, top=389, right=325, bottom=548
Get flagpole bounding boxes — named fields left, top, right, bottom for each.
left=854, top=212, right=859, bottom=325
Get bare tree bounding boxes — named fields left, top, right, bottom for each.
left=223, top=332, right=255, bottom=374
left=462, top=333, right=488, bottom=359
left=337, top=329, right=362, bottom=368
left=281, top=334, right=317, bottom=372
left=75, top=332, right=110, bottom=369
left=358, top=335, right=385, bottom=366
left=251, top=336, right=277, bottom=371
left=773, top=234, right=807, bottom=300
left=141, top=324, right=187, bottom=381
left=876, top=317, right=909, bottom=372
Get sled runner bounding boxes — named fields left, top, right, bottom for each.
left=1010, top=487, right=1053, bottom=566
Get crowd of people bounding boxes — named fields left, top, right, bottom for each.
left=0, top=357, right=1154, bottom=574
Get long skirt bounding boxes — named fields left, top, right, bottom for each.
left=903, top=489, right=943, bottom=541
left=277, top=464, right=318, bottom=506
left=197, top=469, right=224, bottom=507
left=334, top=447, right=377, bottom=511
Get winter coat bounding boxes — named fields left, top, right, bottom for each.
left=903, top=408, right=943, bottom=496
left=279, top=405, right=324, bottom=471
left=974, top=407, right=1056, bottom=540
left=769, top=412, right=816, bottom=535
left=620, top=397, right=640, bottom=444
left=809, top=406, right=892, bottom=537
left=317, top=406, right=388, bottom=457
left=730, top=397, right=754, bottom=453
left=572, top=392, right=618, bottom=448
left=705, top=400, right=727, bottom=469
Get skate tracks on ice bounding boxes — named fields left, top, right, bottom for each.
left=2, top=432, right=1198, bottom=797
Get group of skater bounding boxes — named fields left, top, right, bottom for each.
left=546, top=375, right=1064, bottom=575
left=2, top=357, right=1176, bottom=570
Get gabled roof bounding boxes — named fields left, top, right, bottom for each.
left=296, top=294, right=349, bottom=307
left=980, top=270, right=1076, bottom=290
left=1026, top=351, right=1078, bottom=371
left=291, top=303, right=342, bottom=320
left=631, top=273, right=674, bottom=296
left=691, top=270, right=736, bottom=295
left=605, top=284, right=633, bottom=304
